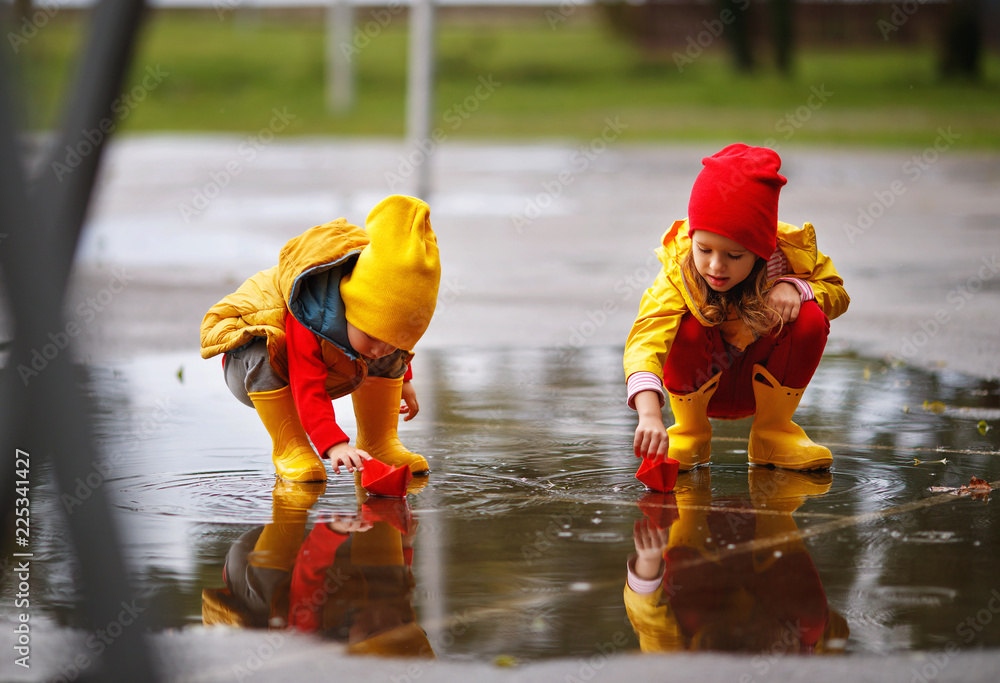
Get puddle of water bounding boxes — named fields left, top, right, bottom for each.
left=4, top=348, right=1000, bottom=662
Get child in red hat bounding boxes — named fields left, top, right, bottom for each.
left=624, top=144, right=850, bottom=471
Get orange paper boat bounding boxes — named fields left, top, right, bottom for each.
left=361, top=459, right=413, bottom=498
left=635, top=457, right=679, bottom=493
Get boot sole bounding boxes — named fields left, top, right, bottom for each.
left=748, top=457, right=832, bottom=471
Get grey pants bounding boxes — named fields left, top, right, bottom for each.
left=223, top=337, right=412, bottom=408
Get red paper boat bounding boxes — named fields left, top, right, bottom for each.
left=637, top=492, right=680, bottom=529
left=361, top=496, right=415, bottom=535
left=635, top=457, right=680, bottom=493
left=361, top=458, right=413, bottom=498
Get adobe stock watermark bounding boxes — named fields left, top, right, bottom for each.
left=510, top=116, right=629, bottom=233
left=761, top=84, right=834, bottom=149
left=177, top=107, right=296, bottom=222
left=843, top=126, right=961, bottom=244
left=903, top=587, right=1000, bottom=683
left=46, top=600, right=147, bottom=683
left=545, top=0, right=587, bottom=30
left=50, top=65, right=169, bottom=182
left=340, top=0, right=405, bottom=62
left=231, top=565, right=353, bottom=681
left=213, top=0, right=243, bottom=20
left=522, top=513, right=574, bottom=565
left=554, top=251, right=660, bottom=361
left=383, top=610, right=473, bottom=682
left=672, top=0, right=751, bottom=73
left=561, top=630, right=631, bottom=683
left=384, top=75, right=502, bottom=193
left=15, top=267, right=135, bottom=386
left=740, top=619, right=817, bottom=682
left=231, top=632, right=287, bottom=683
left=60, top=397, right=175, bottom=515
left=878, top=0, right=932, bottom=41
left=896, top=254, right=1000, bottom=360
left=6, top=0, right=70, bottom=53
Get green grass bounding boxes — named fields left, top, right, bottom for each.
left=12, top=9, right=1000, bottom=147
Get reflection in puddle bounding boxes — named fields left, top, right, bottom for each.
left=625, top=469, right=848, bottom=654
left=7, top=347, right=1000, bottom=663
left=204, top=479, right=433, bottom=658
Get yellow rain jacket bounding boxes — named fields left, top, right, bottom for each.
left=200, top=219, right=370, bottom=393
left=623, top=219, right=849, bottom=381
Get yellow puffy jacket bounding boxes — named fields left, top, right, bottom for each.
left=623, top=219, right=849, bottom=380
left=200, top=218, right=370, bottom=387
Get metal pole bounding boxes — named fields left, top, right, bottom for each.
left=327, top=0, right=355, bottom=112
left=0, top=1, right=159, bottom=680
left=406, top=0, right=436, bottom=200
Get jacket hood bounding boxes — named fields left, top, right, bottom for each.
left=278, top=218, right=370, bottom=355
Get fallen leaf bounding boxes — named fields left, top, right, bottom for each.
left=176, top=366, right=184, bottom=383
left=923, top=400, right=946, bottom=414
left=966, top=476, right=991, bottom=491
left=978, top=420, right=990, bottom=435
left=494, top=655, right=519, bottom=668
left=914, top=458, right=948, bottom=465
left=863, top=366, right=871, bottom=382
left=929, top=476, right=992, bottom=500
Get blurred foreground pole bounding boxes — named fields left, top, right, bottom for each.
left=0, top=1, right=159, bottom=681
left=327, top=0, right=355, bottom=112
left=406, top=0, right=436, bottom=199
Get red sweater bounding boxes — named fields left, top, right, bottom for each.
left=286, top=312, right=411, bottom=457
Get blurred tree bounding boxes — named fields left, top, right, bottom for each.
left=13, top=0, right=31, bottom=23
left=770, top=0, right=794, bottom=75
left=940, top=0, right=982, bottom=79
left=720, top=0, right=755, bottom=72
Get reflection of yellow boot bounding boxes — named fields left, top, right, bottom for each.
left=748, top=365, right=832, bottom=471
left=668, top=469, right=715, bottom=557
left=748, top=467, right=831, bottom=514
left=249, top=479, right=325, bottom=571
left=249, top=386, right=327, bottom=482
left=747, top=467, right=829, bottom=572
left=666, top=373, right=721, bottom=471
left=352, top=376, right=429, bottom=475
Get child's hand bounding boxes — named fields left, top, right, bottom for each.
left=634, top=415, right=669, bottom=460
left=325, top=442, right=371, bottom=474
left=766, top=281, right=801, bottom=324
left=325, top=514, right=373, bottom=535
left=633, top=388, right=668, bottom=459
left=633, top=518, right=671, bottom=581
left=400, top=380, right=419, bottom=421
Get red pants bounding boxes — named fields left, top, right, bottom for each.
left=663, top=301, right=829, bottom=419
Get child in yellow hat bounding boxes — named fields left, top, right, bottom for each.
left=201, top=195, right=441, bottom=482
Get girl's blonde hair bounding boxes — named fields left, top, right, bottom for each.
left=682, top=249, right=781, bottom=339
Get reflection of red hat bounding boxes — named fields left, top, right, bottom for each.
left=687, top=144, right=787, bottom=260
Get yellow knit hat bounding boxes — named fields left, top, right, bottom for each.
left=340, top=195, right=441, bottom=351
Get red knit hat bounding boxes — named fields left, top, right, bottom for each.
left=687, top=144, right=787, bottom=260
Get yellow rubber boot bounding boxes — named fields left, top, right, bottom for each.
left=249, top=386, right=327, bottom=483
left=748, top=364, right=832, bottom=471
left=666, top=372, right=721, bottom=471
left=352, top=376, right=430, bottom=475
